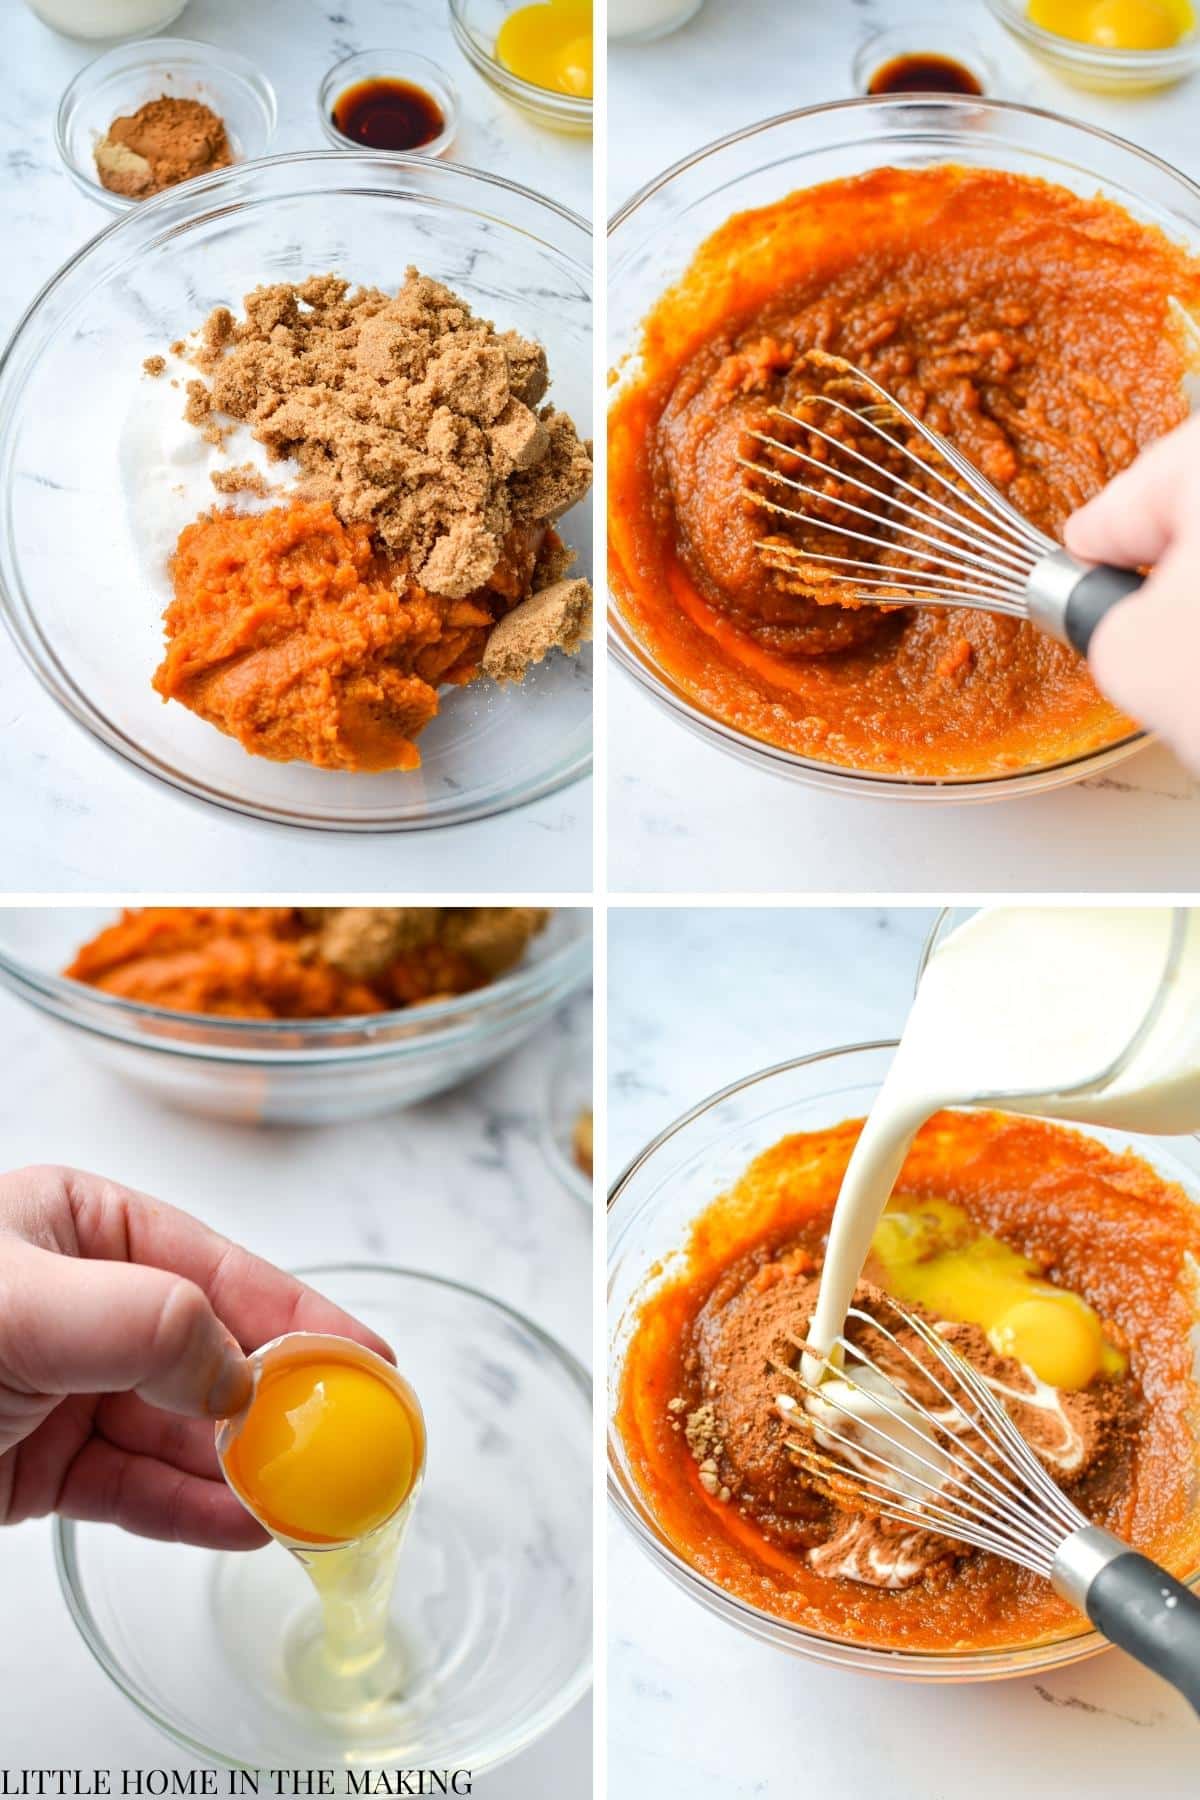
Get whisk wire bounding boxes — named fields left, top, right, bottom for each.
left=782, top=1330, right=1067, bottom=1564
left=743, top=450, right=1033, bottom=587
left=754, top=400, right=1039, bottom=572
left=810, top=380, right=1052, bottom=557
left=745, top=479, right=1029, bottom=590
left=739, top=354, right=1063, bottom=615
left=776, top=1297, right=1091, bottom=1579
left=780, top=1382, right=1062, bottom=1572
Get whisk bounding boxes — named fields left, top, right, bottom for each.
left=776, top=1297, right=1200, bottom=1710
left=738, top=355, right=1143, bottom=656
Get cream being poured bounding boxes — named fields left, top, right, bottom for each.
left=804, top=905, right=1200, bottom=1394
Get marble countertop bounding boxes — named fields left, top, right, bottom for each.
left=608, top=0, right=1200, bottom=894
left=0, top=0, right=592, bottom=892
left=607, top=905, right=1199, bottom=1798
left=0, top=949, right=592, bottom=1792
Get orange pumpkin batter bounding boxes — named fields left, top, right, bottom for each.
left=154, top=502, right=542, bottom=773
left=64, top=907, right=488, bottom=1018
left=609, top=166, right=1200, bottom=779
left=615, top=1110, right=1200, bottom=1651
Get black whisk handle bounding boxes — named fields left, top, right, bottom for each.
left=1026, top=551, right=1143, bottom=656
left=1057, top=1528, right=1200, bottom=1714
left=1063, top=565, right=1145, bottom=656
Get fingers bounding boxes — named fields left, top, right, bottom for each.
left=60, top=1169, right=395, bottom=1364
left=96, top=1392, right=223, bottom=1480
left=1065, top=416, right=1200, bottom=570
left=0, top=1239, right=250, bottom=1419
left=1088, top=539, right=1200, bottom=775
left=57, top=1438, right=267, bottom=1551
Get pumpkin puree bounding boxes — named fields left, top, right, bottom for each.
left=154, top=501, right=542, bottom=772
left=615, top=1110, right=1200, bottom=1650
left=63, top=906, right=539, bottom=1018
left=608, top=166, right=1200, bottom=779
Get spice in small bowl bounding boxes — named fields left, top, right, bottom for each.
left=319, top=51, right=459, bottom=157
left=94, top=94, right=231, bottom=199
left=55, top=38, right=277, bottom=214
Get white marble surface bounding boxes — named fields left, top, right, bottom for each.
left=0, top=0, right=592, bottom=891
left=0, top=931, right=592, bottom=1792
left=607, top=905, right=1199, bottom=1798
left=608, top=0, right=1200, bottom=893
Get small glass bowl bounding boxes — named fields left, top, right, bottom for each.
left=608, top=1042, right=1200, bottom=1675
left=985, top=0, right=1200, bottom=91
left=26, top=0, right=186, bottom=38
left=317, top=50, right=460, bottom=158
left=0, top=908, right=591, bottom=1126
left=608, top=0, right=705, bottom=44
left=448, top=0, right=593, bottom=135
left=55, top=38, right=277, bottom=214
left=852, top=21, right=994, bottom=95
left=57, top=1264, right=592, bottom=1772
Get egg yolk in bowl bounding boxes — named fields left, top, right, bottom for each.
left=222, top=1346, right=422, bottom=1546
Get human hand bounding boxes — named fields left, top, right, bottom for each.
left=0, top=1165, right=392, bottom=1549
left=1065, top=412, right=1200, bottom=777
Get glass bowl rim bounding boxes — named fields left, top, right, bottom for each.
left=983, top=0, right=1200, bottom=74
left=0, top=148, right=591, bottom=833
left=53, top=36, right=279, bottom=215
left=605, top=92, right=1200, bottom=798
left=316, top=48, right=461, bottom=157
left=0, top=911, right=591, bottom=1063
left=446, top=0, right=594, bottom=123
left=607, top=1037, right=1200, bottom=1675
left=56, top=1260, right=592, bottom=1772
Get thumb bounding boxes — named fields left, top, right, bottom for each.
left=1, top=1240, right=251, bottom=1419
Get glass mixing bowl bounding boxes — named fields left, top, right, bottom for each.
left=0, top=151, right=592, bottom=832
left=608, top=1042, right=1200, bottom=1677
left=0, top=907, right=591, bottom=1125
left=57, top=1264, right=592, bottom=1772
left=608, top=96, right=1200, bottom=803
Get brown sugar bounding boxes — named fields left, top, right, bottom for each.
left=184, top=270, right=593, bottom=602
left=94, top=96, right=232, bottom=200
left=481, top=576, right=592, bottom=683
left=305, top=906, right=548, bottom=982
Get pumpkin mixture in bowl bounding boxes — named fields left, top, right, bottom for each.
left=65, top=905, right=548, bottom=1019
left=149, top=268, right=593, bottom=773
left=614, top=1109, right=1200, bottom=1652
left=608, top=165, right=1200, bottom=780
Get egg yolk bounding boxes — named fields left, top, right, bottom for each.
left=870, top=1196, right=1124, bottom=1390
left=496, top=0, right=594, bottom=98
left=1027, top=0, right=1193, bottom=48
left=223, top=1356, right=419, bottom=1545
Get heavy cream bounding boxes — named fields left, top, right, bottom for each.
left=805, top=906, right=1200, bottom=1389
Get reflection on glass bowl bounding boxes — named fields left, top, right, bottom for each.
left=58, top=1264, right=592, bottom=1771
left=0, top=908, right=591, bottom=1125
left=608, top=1042, right=1200, bottom=1675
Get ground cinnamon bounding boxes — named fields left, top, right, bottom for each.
left=94, top=95, right=232, bottom=199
